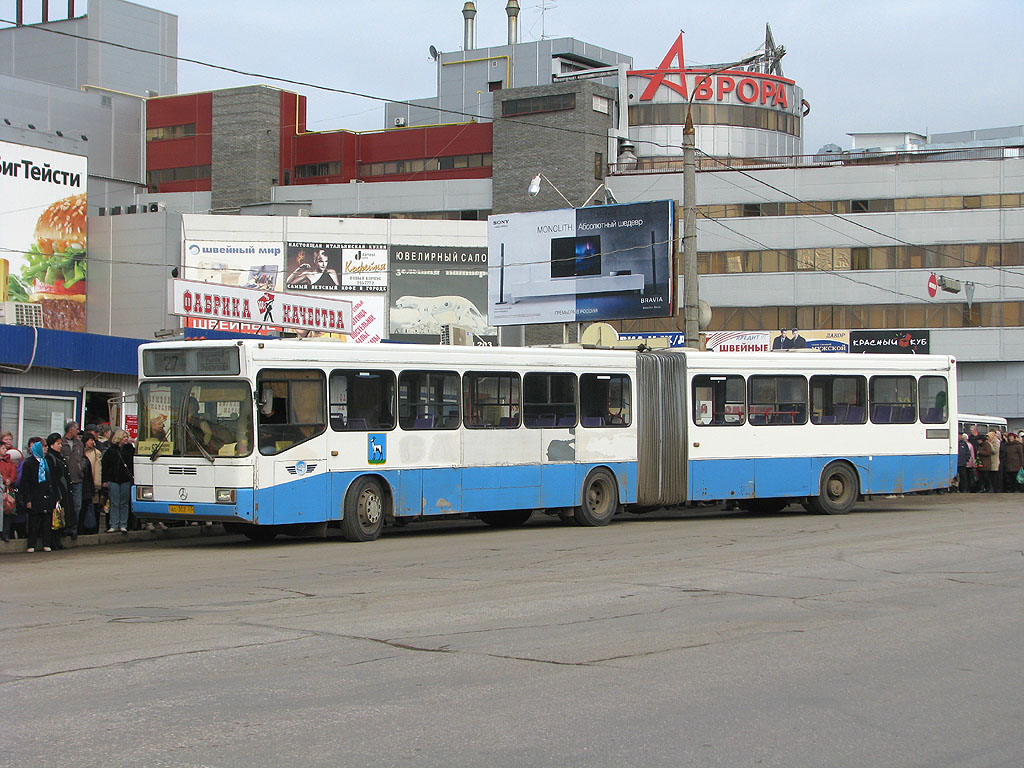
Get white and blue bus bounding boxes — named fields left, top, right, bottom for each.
left=132, top=340, right=957, bottom=541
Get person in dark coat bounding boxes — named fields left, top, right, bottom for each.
left=1001, top=432, right=1023, bottom=492
left=44, top=433, right=72, bottom=548
left=957, top=433, right=974, bottom=493
left=19, top=438, right=63, bottom=552
left=102, top=429, right=134, bottom=533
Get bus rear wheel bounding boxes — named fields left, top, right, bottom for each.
left=807, top=463, right=858, bottom=515
left=575, top=469, right=619, bottom=527
left=479, top=509, right=533, bottom=527
left=342, top=477, right=387, bottom=542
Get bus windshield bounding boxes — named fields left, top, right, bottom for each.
left=137, top=380, right=253, bottom=459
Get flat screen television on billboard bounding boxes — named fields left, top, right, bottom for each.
left=551, top=236, right=601, bottom=279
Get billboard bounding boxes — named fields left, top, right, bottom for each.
left=769, top=329, right=850, bottom=353
left=170, top=278, right=352, bottom=335
left=488, top=200, right=673, bottom=325
left=850, top=330, right=930, bottom=354
left=1, top=140, right=88, bottom=331
left=389, top=244, right=494, bottom=345
left=285, top=241, right=387, bottom=293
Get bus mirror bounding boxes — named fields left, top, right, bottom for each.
left=260, top=387, right=275, bottom=417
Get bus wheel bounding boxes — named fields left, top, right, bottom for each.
left=342, top=477, right=387, bottom=542
left=479, top=509, right=533, bottom=527
left=575, top=469, right=619, bottom=527
left=807, top=463, right=858, bottom=515
left=738, top=499, right=789, bottom=515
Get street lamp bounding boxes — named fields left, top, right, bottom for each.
left=682, top=54, right=760, bottom=349
left=528, top=172, right=575, bottom=207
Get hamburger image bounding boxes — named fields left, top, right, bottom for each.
left=9, top=193, right=87, bottom=331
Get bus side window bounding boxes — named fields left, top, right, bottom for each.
left=330, top=370, right=396, bottom=431
left=257, top=369, right=326, bottom=454
left=692, top=374, right=745, bottom=426
left=870, top=375, right=917, bottom=424
left=918, top=376, right=948, bottom=424
left=580, top=373, right=631, bottom=427
left=748, top=375, right=807, bottom=426
left=810, top=375, right=866, bottom=424
left=399, top=370, right=460, bottom=430
left=524, top=372, right=576, bottom=428
left=463, top=371, right=521, bottom=429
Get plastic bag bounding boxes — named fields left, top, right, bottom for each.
left=51, top=502, right=66, bottom=531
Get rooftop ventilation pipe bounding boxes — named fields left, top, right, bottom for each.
left=462, top=2, right=476, bottom=50
left=506, top=0, right=520, bottom=45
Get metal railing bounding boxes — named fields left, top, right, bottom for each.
left=608, top=145, right=1024, bottom=176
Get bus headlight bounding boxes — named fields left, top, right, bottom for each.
left=215, top=488, right=236, bottom=504
left=136, top=486, right=154, bottom=501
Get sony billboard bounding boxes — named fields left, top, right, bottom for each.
left=487, top=200, right=674, bottom=326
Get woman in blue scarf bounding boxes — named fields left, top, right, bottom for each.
left=20, top=436, right=61, bottom=552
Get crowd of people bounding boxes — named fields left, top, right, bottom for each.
left=957, top=426, right=1024, bottom=493
left=0, top=421, right=160, bottom=553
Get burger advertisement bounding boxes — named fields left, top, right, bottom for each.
left=0, top=140, right=88, bottom=332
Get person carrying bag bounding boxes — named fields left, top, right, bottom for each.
left=20, top=440, right=61, bottom=553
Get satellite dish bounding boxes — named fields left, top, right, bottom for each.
left=429, top=45, right=440, bottom=60
left=698, top=300, right=713, bottom=330
left=581, top=322, right=619, bottom=347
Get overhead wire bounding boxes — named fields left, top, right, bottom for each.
left=4, top=13, right=1023, bottom=318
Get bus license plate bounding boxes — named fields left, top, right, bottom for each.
left=169, top=504, right=195, bottom=515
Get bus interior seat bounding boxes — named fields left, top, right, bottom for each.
left=581, top=416, right=602, bottom=427
left=537, top=414, right=556, bottom=427
left=348, top=418, right=367, bottom=430
left=557, top=416, right=576, bottom=427
left=847, top=405, right=865, bottom=422
left=872, top=405, right=892, bottom=422
left=413, top=415, right=435, bottom=429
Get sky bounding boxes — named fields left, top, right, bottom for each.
left=139, top=0, right=1024, bottom=152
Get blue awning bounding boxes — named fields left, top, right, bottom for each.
left=0, top=325, right=146, bottom=376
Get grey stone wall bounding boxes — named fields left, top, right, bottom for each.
left=211, top=87, right=281, bottom=213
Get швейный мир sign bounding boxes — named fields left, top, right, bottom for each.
left=170, top=278, right=353, bottom=335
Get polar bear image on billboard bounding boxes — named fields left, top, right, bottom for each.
left=390, top=295, right=496, bottom=336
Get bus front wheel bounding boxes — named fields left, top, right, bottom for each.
left=575, top=469, right=620, bottom=527
left=342, top=477, right=387, bottom=542
left=807, top=463, right=858, bottom=515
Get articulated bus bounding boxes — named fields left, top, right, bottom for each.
left=132, top=340, right=957, bottom=541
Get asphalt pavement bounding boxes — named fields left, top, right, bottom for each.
left=1, top=493, right=1022, bottom=767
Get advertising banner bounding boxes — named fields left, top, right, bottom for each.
left=487, top=200, right=674, bottom=325
left=769, top=329, right=850, bottom=352
left=184, top=241, right=285, bottom=290
left=285, top=241, right=387, bottom=293
left=170, top=278, right=352, bottom=336
left=618, top=331, right=686, bottom=348
left=705, top=331, right=770, bottom=352
left=1, top=140, right=88, bottom=331
left=850, top=330, right=930, bottom=354
left=389, top=244, right=494, bottom=345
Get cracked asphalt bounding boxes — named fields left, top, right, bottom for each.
left=1, top=494, right=1022, bottom=767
